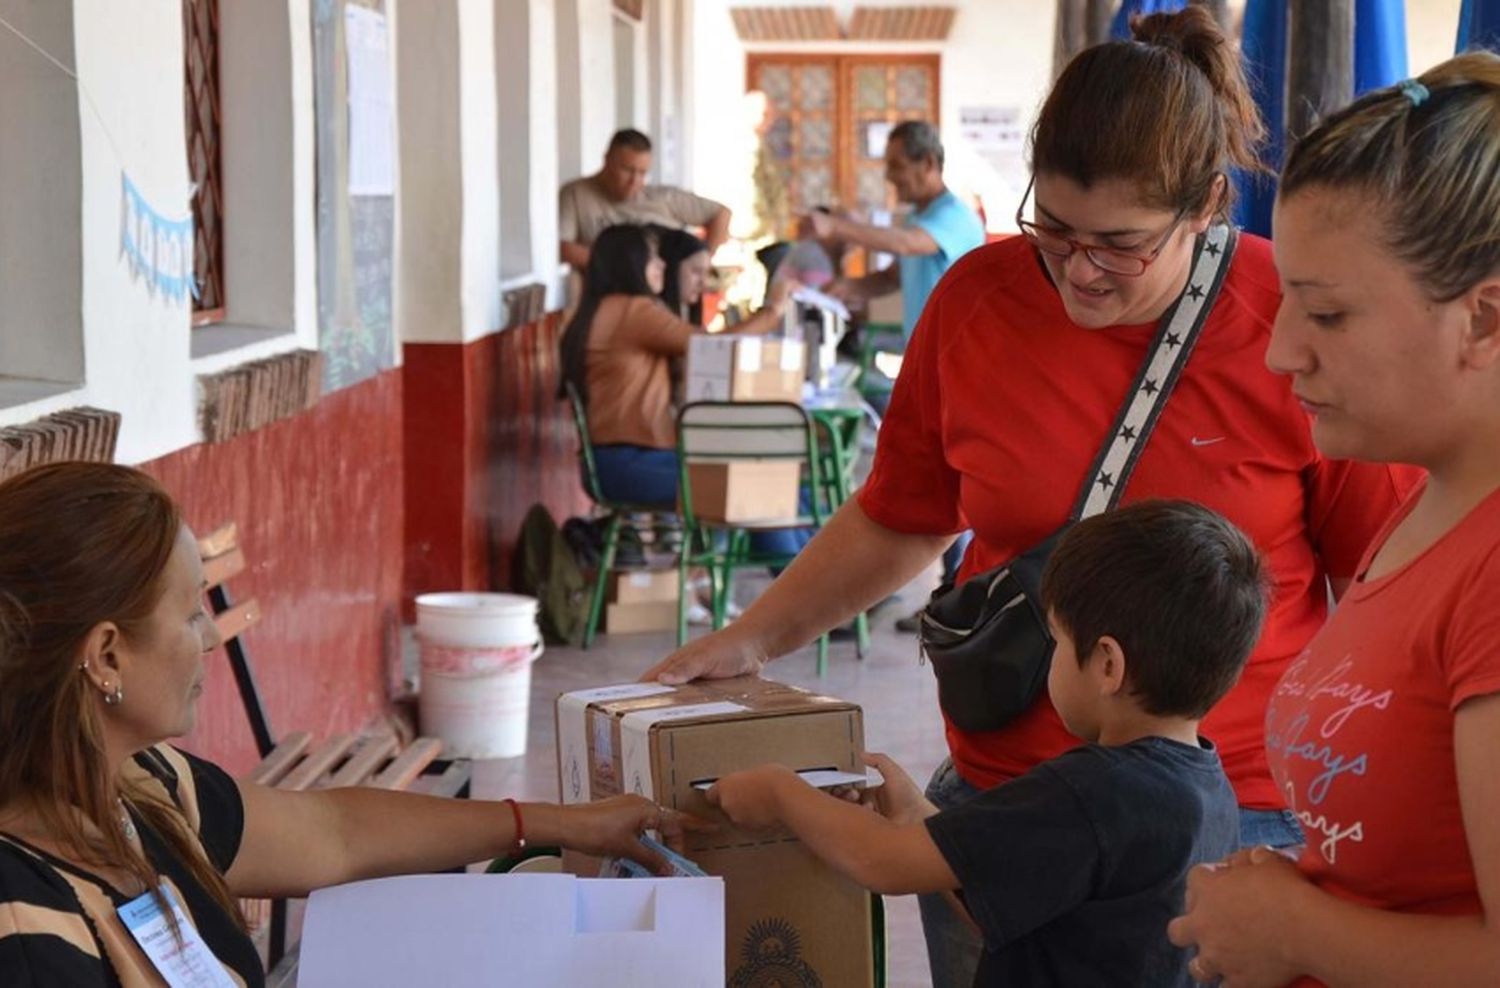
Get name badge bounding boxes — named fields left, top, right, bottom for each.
left=117, top=886, right=237, bottom=988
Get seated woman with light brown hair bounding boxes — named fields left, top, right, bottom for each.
left=0, top=462, right=692, bottom=986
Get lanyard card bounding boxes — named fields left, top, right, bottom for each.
left=117, top=886, right=237, bottom=988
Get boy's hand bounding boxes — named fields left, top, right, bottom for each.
left=861, top=753, right=937, bottom=826
left=705, top=765, right=799, bottom=831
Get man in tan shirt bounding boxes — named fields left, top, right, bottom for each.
left=559, top=129, right=731, bottom=271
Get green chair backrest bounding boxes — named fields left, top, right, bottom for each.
left=675, top=400, right=827, bottom=528
left=564, top=381, right=608, bottom=506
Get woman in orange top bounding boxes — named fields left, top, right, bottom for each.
left=558, top=225, right=802, bottom=555
left=1169, top=55, right=1500, bottom=987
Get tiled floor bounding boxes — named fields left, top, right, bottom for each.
left=465, top=570, right=948, bottom=988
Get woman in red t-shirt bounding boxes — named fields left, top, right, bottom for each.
left=1168, top=55, right=1500, bottom=988
left=644, top=12, right=1414, bottom=985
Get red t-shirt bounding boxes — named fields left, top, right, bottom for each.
left=1267, top=484, right=1500, bottom=986
left=858, top=234, right=1420, bottom=808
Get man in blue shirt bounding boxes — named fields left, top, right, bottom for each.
left=810, top=120, right=985, bottom=343
left=810, top=121, right=984, bottom=615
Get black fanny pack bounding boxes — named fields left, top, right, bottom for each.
left=919, top=226, right=1238, bottom=733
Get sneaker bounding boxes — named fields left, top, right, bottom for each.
left=894, top=609, right=923, bottom=634
left=687, top=598, right=742, bottom=627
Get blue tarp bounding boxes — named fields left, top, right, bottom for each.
left=1458, top=0, right=1500, bottom=51
left=1111, top=0, right=1188, bottom=40
left=1234, top=0, right=1408, bottom=235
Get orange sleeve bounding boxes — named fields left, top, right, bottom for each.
left=856, top=281, right=964, bottom=535
left=618, top=298, right=695, bottom=357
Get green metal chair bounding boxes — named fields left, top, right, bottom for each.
left=565, top=382, right=673, bottom=649
left=675, top=400, right=868, bottom=676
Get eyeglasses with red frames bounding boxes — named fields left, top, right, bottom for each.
left=1014, top=175, right=1189, bottom=278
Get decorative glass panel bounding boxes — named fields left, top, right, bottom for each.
left=759, top=65, right=793, bottom=111
left=800, top=66, right=833, bottom=111
left=857, top=166, right=888, bottom=210
left=856, top=67, right=887, bottom=111
left=799, top=166, right=834, bottom=210
left=799, top=117, right=832, bottom=160
left=767, top=116, right=793, bottom=160
left=895, top=66, right=931, bottom=112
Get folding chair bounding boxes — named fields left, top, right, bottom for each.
left=675, top=401, right=869, bottom=676
left=564, top=382, right=679, bottom=647
left=199, top=524, right=470, bottom=972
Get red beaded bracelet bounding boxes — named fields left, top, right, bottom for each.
left=503, top=798, right=527, bottom=853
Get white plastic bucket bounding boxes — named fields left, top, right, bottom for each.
left=415, top=593, right=543, bottom=758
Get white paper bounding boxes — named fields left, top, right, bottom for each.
left=300, top=874, right=724, bottom=987
left=345, top=6, right=394, bottom=196
left=737, top=337, right=763, bottom=373
left=778, top=339, right=805, bottom=372
left=958, top=105, right=1024, bottom=153
left=621, top=701, right=750, bottom=800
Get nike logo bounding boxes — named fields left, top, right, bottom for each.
left=1190, top=436, right=1226, bottom=447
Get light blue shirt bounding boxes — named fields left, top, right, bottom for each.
left=897, top=189, right=986, bottom=341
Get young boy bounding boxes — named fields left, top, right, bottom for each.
left=708, top=499, right=1268, bottom=987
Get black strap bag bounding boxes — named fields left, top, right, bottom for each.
left=919, top=225, right=1238, bottom=733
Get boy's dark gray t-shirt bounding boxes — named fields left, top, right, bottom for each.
left=924, top=736, right=1238, bottom=988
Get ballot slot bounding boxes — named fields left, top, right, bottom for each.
left=689, top=766, right=884, bottom=792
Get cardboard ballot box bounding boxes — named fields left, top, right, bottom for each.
left=299, top=873, right=724, bottom=987
left=683, top=459, right=802, bottom=524
left=556, top=677, right=876, bottom=987
left=686, top=334, right=806, bottom=403
left=605, top=569, right=679, bottom=634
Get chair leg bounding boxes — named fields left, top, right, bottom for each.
left=677, top=545, right=691, bottom=647
left=816, top=633, right=829, bottom=678
left=855, top=610, right=871, bottom=659
left=585, top=514, right=622, bottom=649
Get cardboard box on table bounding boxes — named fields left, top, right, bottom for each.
left=556, top=677, right=876, bottom=987
left=686, top=334, right=806, bottom=403
left=298, top=873, right=724, bottom=987
left=605, top=569, right=680, bottom=634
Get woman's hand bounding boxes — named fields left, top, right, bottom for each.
left=860, top=753, right=936, bottom=826
left=1167, top=846, right=1313, bottom=987
left=544, top=796, right=707, bottom=875
left=705, top=764, right=799, bottom=831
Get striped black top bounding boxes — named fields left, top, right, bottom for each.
left=0, top=745, right=261, bottom=986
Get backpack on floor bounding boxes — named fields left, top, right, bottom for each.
left=514, top=504, right=588, bottom=646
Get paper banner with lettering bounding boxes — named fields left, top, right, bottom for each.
left=118, top=173, right=196, bottom=303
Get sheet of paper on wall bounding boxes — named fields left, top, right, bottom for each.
left=959, top=106, right=1024, bottom=153
left=345, top=5, right=395, bottom=196
left=299, top=873, right=724, bottom=986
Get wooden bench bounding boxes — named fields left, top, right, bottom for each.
left=199, top=523, right=471, bottom=972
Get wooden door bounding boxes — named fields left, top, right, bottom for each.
left=748, top=53, right=941, bottom=230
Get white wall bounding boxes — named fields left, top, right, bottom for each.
left=458, top=0, right=502, bottom=339
left=0, top=0, right=83, bottom=386
left=0, top=0, right=319, bottom=463
left=1409, top=0, right=1463, bottom=72
left=689, top=0, right=1055, bottom=233
left=396, top=0, right=464, bottom=343
left=497, top=0, right=561, bottom=282
left=0, top=0, right=666, bottom=457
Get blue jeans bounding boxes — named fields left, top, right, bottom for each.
left=591, top=444, right=811, bottom=559
left=917, top=758, right=1306, bottom=988
left=1237, top=807, right=1304, bottom=850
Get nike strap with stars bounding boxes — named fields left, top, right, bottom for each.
left=1071, top=223, right=1238, bottom=520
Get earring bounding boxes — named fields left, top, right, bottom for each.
left=103, top=682, right=124, bottom=706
